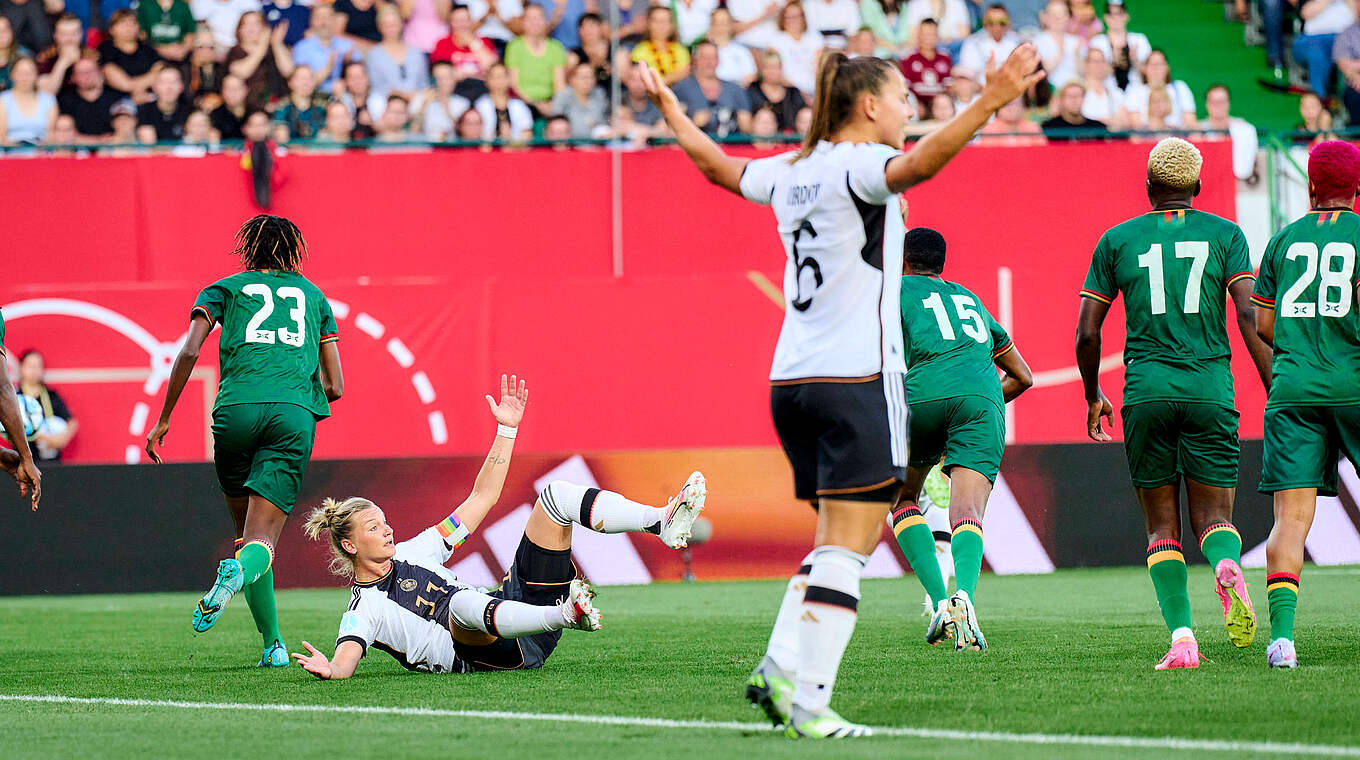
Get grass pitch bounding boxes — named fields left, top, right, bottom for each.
left=2, top=565, right=1359, bottom=759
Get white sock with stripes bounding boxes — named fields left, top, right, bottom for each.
left=448, top=589, right=566, bottom=637
left=539, top=480, right=665, bottom=534
left=764, top=551, right=816, bottom=674
left=793, top=546, right=866, bottom=712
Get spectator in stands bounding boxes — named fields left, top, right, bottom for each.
left=769, top=1, right=820, bottom=96
left=58, top=57, right=119, bottom=139
left=904, top=0, right=969, bottom=58
left=272, top=64, right=325, bottom=139
left=551, top=0, right=590, bottom=52
left=36, top=12, right=86, bottom=95
left=316, top=98, right=355, bottom=141
left=709, top=7, right=756, bottom=86
left=1066, top=0, right=1101, bottom=43
left=1035, top=0, right=1081, bottom=87
left=0, top=56, right=54, bottom=143
left=621, top=58, right=664, bottom=130
left=631, top=4, right=690, bottom=86
left=367, top=4, right=429, bottom=103
left=454, top=102, right=483, bottom=140
left=1088, top=0, right=1147, bottom=90
left=17, top=351, right=77, bottom=464
left=567, top=11, right=603, bottom=66
left=1136, top=87, right=1176, bottom=140
left=1042, top=81, right=1107, bottom=136
left=846, top=26, right=876, bottom=57
left=672, top=39, right=751, bottom=136
left=794, top=103, right=811, bottom=132
left=263, top=0, right=310, bottom=47
left=475, top=61, right=532, bottom=139
left=727, top=0, right=780, bottom=51
left=750, top=102, right=778, bottom=147
left=1124, top=49, right=1196, bottom=128
left=193, top=0, right=263, bottom=52
left=805, top=0, right=860, bottom=49
left=48, top=113, right=77, bottom=148
left=746, top=48, right=805, bottom=131
left=1295, top=89, right=1334, bottom=144
left=422, top=60, right=470, bottom=138
left=209, top=73, right=248, bottom=139
left=859, top=0, right=911, bottom=55
left=403, top=0, right=449, bottom=54
left=1003, top=0, right=1046, bottom=34
left=183, top=28, right=229, bottom=105
left=958, top=3, right=1020, bottom=82
left=551, top=60, right=607, bottom=137
left=507, top=3, right=567, bottom=112
left=463, top=0, right=521, bottom=51
left=977, top=96, right=1045, bottom=146
left=334, top=0, right=383, bottom=48
left=900, top=18, right=951, bottom=108
left=1079, top=46, right=1127, bottom=130
left=374, top=92, right=412, bottom=140
left=572, top=23, right=612, bottom=94
left=100, top=9, right=163, bottom=103
left=228, top=10, right=294, bottom=109
left=1203, top=83, right=1259, bottom=181
left=928, top=90, right=953, bottom=120
left=338, top=59, right=380, bottom=137
left=108, top=98, right=139, bottom=145
left=949, top=64, right=979, bottom=110
left=599, top=102, right=650, bottom=148
left=0, top=16, right=28, bottom=93
left=431, top=3, right=498, bottom=92
left=140, top=0, right=197, bottom=63
left=292, top=2, right=355, bottom=94
left=1335, top=13, right=1360, bottom=122
left=177, top=109, right=215, bottom=150
left=673, top=0, right=718, bottom=47
left=0, top=0, right=49, bottom=54
left=1294, top=0, right=1356, bottom=97
left=1259, top=0, right=1287, bottom=78
left=543, top=111, right=571, bottom=144
left=136, top=66, right=193, bottom=142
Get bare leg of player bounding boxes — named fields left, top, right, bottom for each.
left=1136, top=485, right=1199, bottom=670
left=1185, top=479, right=1255, bottom=649
left=1264, top=488, right=1317, bottom=668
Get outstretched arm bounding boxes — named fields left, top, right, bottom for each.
left=145, top=314, right=213, bottom=464
left=995, top=344, right=1034, bottom=403
left=1076, top=297, right=1115, bottom=442
left=0, top=356, right=40, bottom=509
left=1229, top=278, right=1272, bottom=390
left=292, top=640, right=363, bottom=680
left=450, top=374, right=529, bottom=533
left=638, top=61, right=749, bottom=196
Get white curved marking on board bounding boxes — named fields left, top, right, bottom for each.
left=124, top=445, right=140, bottom=464
left=427, top=411, right=448, bottom=444
left=411, top=372, right=436, bottom=404
left=1030, top=352, right=1125, bottom=388
left=327, top=299, right=351, bottom=320
left=354, top=312, right=385, bottom=339
left=129, top=402, right=150, bottom=436
left=386, top=338, right=414, bottom=369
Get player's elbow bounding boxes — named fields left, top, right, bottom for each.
left=1012, top=366, right=1034, bottom=391
left=325, top=378, right=344, bottom=402
left=1074, top=328, right=1100, bottom=353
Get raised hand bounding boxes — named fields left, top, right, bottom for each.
left=291, top=641, right=333, bottom=679
left=1086, top=391, right=1114, bottom=443
left=637, top=61, right=680, bottom=115
left=485, top=373, right=529, bottom=429
left=980, top=44, right=1045, bottom=110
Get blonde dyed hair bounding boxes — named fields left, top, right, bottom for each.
left=302, top=496, right=379, bottom=576
left=1147, top=137, right=1202, bottom=190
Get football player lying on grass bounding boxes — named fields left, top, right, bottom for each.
left=293, top=375, right=707, bottom=678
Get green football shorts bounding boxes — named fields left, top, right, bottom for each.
left=211, top=402, right=318, bottom=513
left=1120, top=401, right=1240, bottom=489
left=1260, top=405, right=1360, bottom=496
left=907, top=395, right=1005, bottom=483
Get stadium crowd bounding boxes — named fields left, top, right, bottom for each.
left=0, top=0, right=1279, bottom=152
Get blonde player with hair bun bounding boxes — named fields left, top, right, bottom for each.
left=1076, top=138, right=1273, bottom=670
left=291, top=374, right=709, bottom=680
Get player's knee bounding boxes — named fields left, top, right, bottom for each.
left=538, top=481, right=574, bottom=527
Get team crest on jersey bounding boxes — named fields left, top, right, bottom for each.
left=399, top=578, right=417, bottom=592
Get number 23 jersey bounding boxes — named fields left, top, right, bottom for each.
left=1252, top=209, right=1360, bottom=408
left=1081, top=209, right=1252, bottom=408
left=739, top=141, right=907, bottom=382
left=192, top=269, right=339, bottom=417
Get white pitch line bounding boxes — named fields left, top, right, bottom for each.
left=1, top=695, right=1357, bottom=756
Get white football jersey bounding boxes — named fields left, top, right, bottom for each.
left=740, top=141, right=907, bottom=382
left=335, top=527, right=473, bottom=674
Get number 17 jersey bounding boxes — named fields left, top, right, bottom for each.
left=1081, top=209, right=1253, bottom=408
left=192, top=269, right=339, bottom=418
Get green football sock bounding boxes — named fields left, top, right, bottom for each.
left=243, top=569, right=282, bottom=647
left=951, top=519, right=984, bottom=599
left=1198, top=522, right=1243, bottom=569
left=892, top=506, right=947, bottom=606
left=1146, top=540, right=1192, bottom=633
left=237, top=539, right=275, bottom=586
left=1267, top=573, right=1300, bottom=641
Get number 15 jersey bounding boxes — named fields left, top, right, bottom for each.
left=1081, top=208, right=1253, bottom=408
left=739, top=141, right=907, bottom=382
left=192, top=269, right=339, bottom=418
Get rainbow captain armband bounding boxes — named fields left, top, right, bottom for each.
left=436, top=513, right=470, bottom=549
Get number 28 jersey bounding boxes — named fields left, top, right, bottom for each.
left=1252, top=209, right=1360, bottom=408
left=739, top=141, right=907, bottom=381
left=192, top=269, right=339, bottom=417
left=1081, top=209, right=1252, bottom=408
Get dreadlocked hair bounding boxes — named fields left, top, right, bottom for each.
left=796, top=51, right=896, bottom=161
left=233, top=214, right=308, bottom=272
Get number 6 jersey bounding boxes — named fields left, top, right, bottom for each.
left=1081, top=208, right=1252, bottom=409
left=192, top=270, right=339, bottom=418
left=739, top=141, right=907, bottom=382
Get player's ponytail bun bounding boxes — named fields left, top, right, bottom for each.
left=796, top=51, right=897, bottom=161
left=303, top=496, right=377, bottom=576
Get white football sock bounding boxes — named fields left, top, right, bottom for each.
left=764, top=551, right=816, bottom=674
left=448, top=588, right=566, bottom=637
left=793, top=546, right=866, bottom=713
left=539, top=480, right=666, bottom=534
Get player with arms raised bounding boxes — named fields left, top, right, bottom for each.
left=638, top=42, right=1042, bottom=736
left=1076, top=139, right=1272, bottom=670
left=1252, top=141, right=1360, bottom=669
left=890, top=226, right=1033, bottom=651
left=146, top=214, right=344, bottom=668
left=0, top=308, right=42, bottom=510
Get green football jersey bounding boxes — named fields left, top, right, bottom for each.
left=1252, top=209, right=1360, bottom=408
left=192, top=270, right=339, bottom=418
left=1081, top=208, right=1253, bottom=408
left=900, top=274, right=1012, bottom=408
left=0, top=307, right=6, bottom=357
